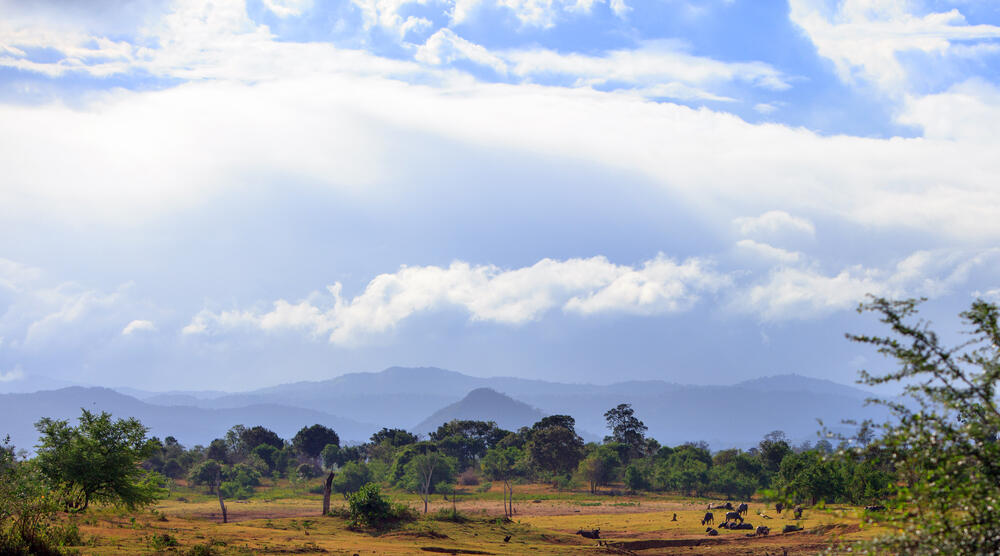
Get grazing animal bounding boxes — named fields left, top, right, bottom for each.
left=702, top=511, right=714, bottom=525
left=725, top=511, right=743, bottom=523
left=775, top=502, right=784, bottom=514
left=865, top=505, right=886, bottom=512
left=706, top=527, right=718, bottom=536
left=782, top=524, right=802, bottom=533
left=756, top=526, right=770, bottom=537
left=503, top=536, right=511, bottom=543
left=793, top=506, right=803, bottom=520
left=576, top=529, right=600, bottom=539
left=737, top=502, right=748, bottom=516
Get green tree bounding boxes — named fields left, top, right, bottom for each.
left=320, top=444, right=343, bottom=470
left=293, top=425, right=339, bottom=464
left=526, top=425, right=583, bottom=476
left=402, top=452, right=456, bottom=514
left=332, top=461, right=373, bottom=499
left=603, top=404, right=648, bottom=462
left=845, top=297, right=1000, bottom=554
left=34, top=410, right=163, bottom=511
left=430, top=420, right=509, bottom=471
left=240, top=426, right=284, bottom=452
left=576, top=444, right=620, bottom=494
left=481, top=447, right=523, bottom=518
left=187, top=460, right=222, bottom=494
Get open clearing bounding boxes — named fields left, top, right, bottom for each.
left=67, top=482, right=885, bottom=555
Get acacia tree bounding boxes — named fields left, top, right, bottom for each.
left=847, top=297, right=1000, bottom=554
left=34, top=410, right=162, bottom=511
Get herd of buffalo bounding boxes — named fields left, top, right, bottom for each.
left=700, top=501, right=807, bottom=537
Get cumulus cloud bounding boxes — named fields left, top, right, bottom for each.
left=415, top=28, right=508, bottom=74
left=734, top=239, right=803, bottom=265
left=734, top=249, right=998, bottom=321
left=183, top=255, right=729, bottom=344
left=789, top=0, right=1000, bottom=94
left=122, top=319, right=157, bottom=335
left=733, top=211, right=815, bottom=239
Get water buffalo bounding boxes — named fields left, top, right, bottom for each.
left=756, top=525, right=770, bottom=537
left=737, top=502, right=748, bottom=516
left=706, top=527, right=718, bottom=536
left=865, top=505, right=886, bottom=512
left=725, top=511, right=743, bottom=523
left=701, top=511, right=714, bottom=525
left=710, top=502, right=734, bottom=511
left=775, top=502, right=784, bottom=514
left=576, top=529, right=600, bottom=539
left=783, top=524, right=802, bottom=533
left=730, top=522, right=753, bottom=530
left=794, top=506, right=804, bottom=519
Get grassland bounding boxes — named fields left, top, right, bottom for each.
left=62, top=480, right=886, bottom=555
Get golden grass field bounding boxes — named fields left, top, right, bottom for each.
left=64, top=481, right=887, bottom=555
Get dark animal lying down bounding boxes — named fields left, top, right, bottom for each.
left=755, top=526, right=770, bottom=537
left=709, top=502, right=734, bottom=511
left=706, top=527, right=718, bottom=536
left=865, top=505, right=887, bottom=512
left=576, top=529, right=600, bottom=539
left=722, top=522, right=753, bottom=530
left=783, top=524, right=802, bottom=533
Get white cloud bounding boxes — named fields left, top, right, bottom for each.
left=184, top=255, right=729, bottom=344
left=262, top=0, right=313, bottom=17
left=734, top=249, right=997, bottom=321
left=0, top=366, right=24, bottom=383
left=733, top=211, right=815, bottom=239
left=504, top=40, right=790, bottom=94
left=122, top=319, right=157, bottom=335
left=415, top=28, right=508, bottom=74
left=734, top=239, right=803, bottom=265
left=789, top=0, right=1000, bottom=94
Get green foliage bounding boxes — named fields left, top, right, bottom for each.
left=603, top=404, right=648, bottom=462
left=844, top=297, right=1000, bottom=554
left=187, top=460, right=222, bottom=493
left=623, top=463, right=649, bottom=492
left=346, top=483, right=415, bottom=530
left=252, top=444, right=280, bottom=473
left=576, top=444, right=620, bottom=493
left=370, top=428, right=418, bottom=448
left=219, top=464, right=261, bottom=499
left=430, top=420, right=510, bottom=471
left=292, top=425, right=339, bottom=461
left=295, top=463, right=322, bottom=480
left=320, top=444, right=343, bottom=470
left=526, top=425, right=583, bottom=476
left=331, top=461, right=372, bottom=499
left=149, top=532, right=179, bottom=550
left=239, top=426, right=284, bottom=452
left=34, top=410, right=163, bottom=511
left=401, top=452, right=457, bottom=505
left=0, top=439, right=67, bottom=555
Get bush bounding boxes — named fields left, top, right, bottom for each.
left=149, top=533, right=179, bottom=550
left=296, top=463, right=322, bottom=480
left=346, top=483, right=415, bottom=530
left=431, top=507, right=468, bottom=523
left=0, top=442, right=70, bottom=556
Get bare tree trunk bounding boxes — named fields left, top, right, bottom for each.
left=215, top=471, right=228, bottom=524
left=322, top=471, right=334, bottom=516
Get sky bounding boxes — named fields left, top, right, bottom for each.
left=1, top=0, right=1000, bottom=392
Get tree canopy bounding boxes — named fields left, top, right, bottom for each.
left=34, top=410, right=163, bottom=511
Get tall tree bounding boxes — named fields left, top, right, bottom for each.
left=292, top=425, right=340, bottom=465
left=481, top=447, right=523, bottom=519
left=603, top=404, right=648, bottom=461
left=34, top=410, right=162, bottom=511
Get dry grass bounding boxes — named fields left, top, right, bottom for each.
left=61, top=483, right=889, bottom=555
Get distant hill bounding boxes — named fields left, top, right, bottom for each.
left=3, top=366, right=889, bottom=451
left=0, top=387, right=377, bottom=453
left=413, top=388, right=547, bottom=434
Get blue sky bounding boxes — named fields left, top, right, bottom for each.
left=2, top=0, right=1000, bottom=392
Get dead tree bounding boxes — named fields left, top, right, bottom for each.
left=215, top=470, right=228, bottom=524
left=322, top=471, right=335, bottom=515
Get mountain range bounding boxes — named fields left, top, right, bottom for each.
left=0, top=367, right=886, bottom=453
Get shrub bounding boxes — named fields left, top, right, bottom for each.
left=346, top=483, right=415, bottom=530
left=296, top=463, right=322, bottom=480
left=149, top=533, right=179, bottom=550
left=431, top=507, right=468, bottom=523
left=457, top=468, right=479, bottom=486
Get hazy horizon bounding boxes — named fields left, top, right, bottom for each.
left=2, top=0, right=1000, bottom=392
